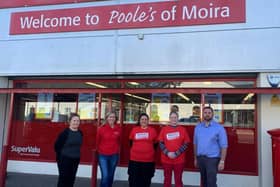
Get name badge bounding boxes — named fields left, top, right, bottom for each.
left=166, top=132, right=180, bottom=140
left=135, top=132, right=149, bottom=140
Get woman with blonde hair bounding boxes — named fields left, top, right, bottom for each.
left=158, top=111, right=190, bottom=187
left=96, top=111, right=122, bottom=187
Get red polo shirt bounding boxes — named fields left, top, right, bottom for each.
left=96, top=124, right=121, bottom=155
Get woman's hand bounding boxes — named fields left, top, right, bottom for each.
left=167, top=152, right=177, bottom=159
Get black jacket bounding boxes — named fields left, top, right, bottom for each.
left=54, top=128, right=83, bottom=161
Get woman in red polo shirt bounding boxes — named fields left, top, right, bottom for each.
left=128, top=113, right=158, bottom=187
left=158, top=111, right=190, bottom=187
left=96, top=111, right=121, bottom=187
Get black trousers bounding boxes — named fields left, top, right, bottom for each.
left=57, top=155, right=80, bottom=187
left=128, top=160, right=155, bottom=187
left=197, top=156, right=220, bottom=187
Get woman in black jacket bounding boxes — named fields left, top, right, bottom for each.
left=54, top=113, right=83, bottom=187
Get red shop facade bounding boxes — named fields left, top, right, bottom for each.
left=8, top=77, right=259, bottom=174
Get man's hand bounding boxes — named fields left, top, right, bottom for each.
left=194, top=158, right=198, bottom=168
left=218, top=160, right=225, bottom=171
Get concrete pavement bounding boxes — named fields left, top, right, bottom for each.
left=5, top=172, right=199, bottom=187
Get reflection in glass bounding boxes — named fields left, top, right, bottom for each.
left=52, top=94, right=77, bottom=122
left=124, top=94, right=150, bottom=123
left=172, top=94, right=201, bottom=124
left=223, top=94, right=255, bottom=128
left=101, top=94, right=121, bottom=124
left=204, top=93, right=222, bottom=123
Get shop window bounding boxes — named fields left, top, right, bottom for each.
left=203, top=93, right=255, bottom=127
left=123, top=93, right=150, bottom=123
left=14, top=79, right=255, bottom=89
left=101, top=94, right=121, bottom=124
left=14, top=81, right=121, bottom=89
left=78, top=93, right=98, bottom=121
left=10, top=79, right=258, bottom=174
left=13, top=93, right=37, bottom=121
left=122, top=93, right=201, bottom=124
left=51, top=94, right=76, bottom=122
left=15, top=93, right=100, bottom=122
left=124, top=80, right=255, bottom=89
left=223, top=94, right=255, bottom=128
left=11, top=93, right=99, bottom=162
left=203, top=93, right=257, bottom=174
left=171, top=93, right=201, bottom=124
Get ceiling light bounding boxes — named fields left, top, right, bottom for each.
left=243, top=93, right=254, bottom=101
left=85, top=82, right=107, bottom=88
left=125, top=93, right=150, bottom=102
left=203, top=82, right=212, bottom=85
left=177, top=93, right=190, bottom=101
left=128, top=82, right=139, bottom=86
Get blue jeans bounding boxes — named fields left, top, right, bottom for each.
left=98, top=153, right=119, bottom=187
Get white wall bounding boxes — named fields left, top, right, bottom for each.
left=258, top=73, right=280, bottom=187
left=0, top=77, right=9, bottom=153
left=0, top=0, right=279, bottom=75
left=8, top=160, right=259, bottom=187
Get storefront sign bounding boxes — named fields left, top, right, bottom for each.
left=9, top=121, right=96, bottom=162
left=10, top=0, right=245, bottom=35
left=11, top=145, right=40, bottom=157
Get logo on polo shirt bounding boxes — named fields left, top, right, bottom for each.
left=135, top=132, right=149, bottom=139
left=114, top=131, right=120, bottom=136
left=166, top=132, right=180, bottom=140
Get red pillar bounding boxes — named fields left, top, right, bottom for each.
left=0, top=145, right=8, bottom=187
left=0, top=93, right=14, bottom=187
left=91, top=149, right=98, bottom=187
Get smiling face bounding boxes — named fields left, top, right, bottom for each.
left=169, top=112, right=178, bottom=126
left=69, top=116, right=80, bottom=131
left=107, top=113, right=116, bottom=125
left=139, top=115, right=149, bottom=128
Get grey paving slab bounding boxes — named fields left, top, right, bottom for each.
left=5, top=172, right=198, bottom=187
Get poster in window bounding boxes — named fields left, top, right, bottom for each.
left=204, top=93, right=222, bottom=123
left=36, top=93, right=53, bottom=119
left=151, top=93, right=170, bottom=122
left=78, top=93, right=96, bottom=119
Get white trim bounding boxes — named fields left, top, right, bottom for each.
left=7, top=160, right=259, bottom=186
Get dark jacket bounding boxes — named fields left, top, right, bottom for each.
left=54, top=128, right=83, bottom=161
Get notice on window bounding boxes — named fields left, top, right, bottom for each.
left=36, top=93, right=53, bottom=119
left=78, top=93, right=96, bottom=119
